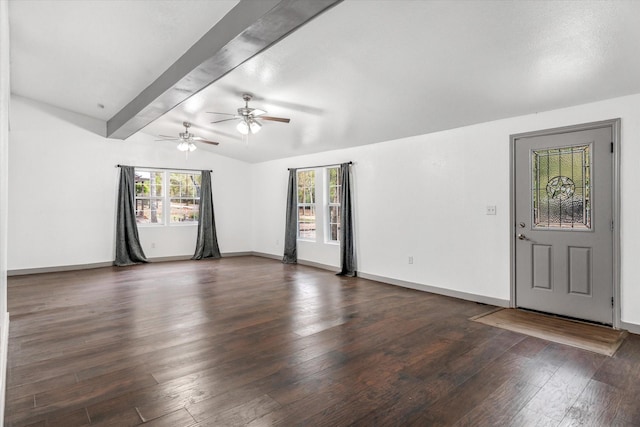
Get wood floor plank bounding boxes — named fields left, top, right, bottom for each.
left=192, top=394, right=280, bottom=426
left=510, top=407, right=560, bottom=427
left=452, top=378, right=540, bottom=426
left=43, top=408, right=91, bottom=427
left=141, top=408, right=197, bottom=427
left=521, top=348, right=605, bottom=422
left=352, top=333, right=526, bottom=426
left=558, top=379, right=624, bottom=426
left=5, top=256, right=638, bottom=426
left=166, top=384, right=265, bottom=424
left=6, top=365, right=157, bottom=427
left=87, top=406, right=142, bottom=427
left=408, top=351, right=533, bottom=426
left=615, top=386, right=640, bottom=425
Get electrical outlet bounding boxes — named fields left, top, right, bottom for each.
left=151, top=242, right=156, bottom=249
left=486, top=205, right=497, bottom=215
left=408, top=256, right=414, bottom=264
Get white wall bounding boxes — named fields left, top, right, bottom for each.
left=8, top=95, right=252, bottom=270
left=0, top=0, right=10, bottom=423
left=251, top=93, right=640, bottom=328
left=0, top=0, right=10, bottom=309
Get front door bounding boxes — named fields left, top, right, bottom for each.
left=514, top=123, right=614, bottom=325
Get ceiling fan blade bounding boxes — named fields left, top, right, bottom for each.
left=193, top=137, right=220, bottom=146
left=155, top=136, right=179, bottom=141
left=197, top=139, right=220, bottom=146
left=211, top=118, right=239, bottom=124
left=251, top=108, right=267, bottom=116
left=206, top=112, right=236, bottom=116
left=259, top=116, right=291, bottom=123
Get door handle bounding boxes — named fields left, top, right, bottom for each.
left=517, top=234, right=527, bottom=240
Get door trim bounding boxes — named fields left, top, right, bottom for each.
left=509, top=119, right=621, bottom=328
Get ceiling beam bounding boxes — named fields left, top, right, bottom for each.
left=107, top=0, right=342, bottom=140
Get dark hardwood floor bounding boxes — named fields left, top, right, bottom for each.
left=4, top=256, right=640, bottom=426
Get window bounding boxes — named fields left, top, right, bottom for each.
left=134, top=169, right=201, bottom=225
left=295, top=167, right=342, bottom=243
left=135, top=170, right=164, bottom=224
left=169, top=172, right=201, bottom=223
left=297, top=169, right=316, bottom=239
left=327, top=167, right=341, bottom=242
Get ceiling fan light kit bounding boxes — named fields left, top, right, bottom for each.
left=210, top=93, right=290, bottom=137
left=155, top=121, right=219, bottom=154
left=177, top=140, right=196, bottom=152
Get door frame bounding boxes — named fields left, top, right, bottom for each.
left=509, top=119, right=621, bottom=328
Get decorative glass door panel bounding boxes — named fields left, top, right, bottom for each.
left=532, top=144, right=591, bottom=229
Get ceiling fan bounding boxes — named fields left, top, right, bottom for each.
left=208, top=93, right=291, bottom=135
left=156, top=121, right=219, bottom=152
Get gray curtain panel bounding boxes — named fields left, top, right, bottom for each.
left=115, top=166, right=148, bottom=266
left=338, top=163, right=357, bottom=276
left=282, top=168, right=298, bottom=264
left=192, top=170, right=221, bottom=260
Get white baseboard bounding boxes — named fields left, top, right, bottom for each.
left=250, top=252, right=338, bottom=272
left=248, top=252, right=509, bottom=308
left=146, top=255, right=191, bottom=263
left=620, top=321, right=640, bottom=335
left=251, top=251, right=281, bottom=261
left=296, top=259, right=338, bottom=272
left=220, top=251, right=253, bottom=257
left=8, top=261, right=113, bottom=276
left=7, top=252, right=253, bottom=276
left=136, top=252, right=252, bottom=263
left=357, top=272, right=510, bottom=308
left=0, top=312, right=9, bottom=427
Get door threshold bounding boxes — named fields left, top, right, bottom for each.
left=517, top=307, right=613, bottom=328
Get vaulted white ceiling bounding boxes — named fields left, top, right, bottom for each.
left=9, top=0, right=640, bottom=163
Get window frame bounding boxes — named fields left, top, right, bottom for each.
left=326, top=166, right=341, bottom=243
left=134, top=168, right=201, bottom=227
left=135, top=169, right=166, bottom=226
left=296, top=168, right=316, bottom=240
left=168, top=171, right=202, bottom=225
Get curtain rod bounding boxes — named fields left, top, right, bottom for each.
left=116, top=164, right=212, bottom=173
left=288, top=161, right=352, bottom=171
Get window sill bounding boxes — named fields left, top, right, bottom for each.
left=297, top=239, right=340, bottom=246
left=137, top=223, right=199, bottom=228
